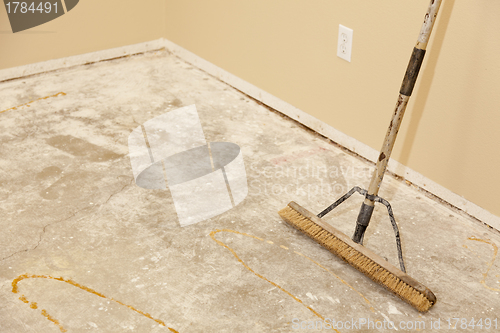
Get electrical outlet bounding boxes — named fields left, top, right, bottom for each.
left=337, top=24, right=353, bottom=62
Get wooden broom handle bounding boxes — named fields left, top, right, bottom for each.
left=366, top=0, right=443, bottom=200
left=353, top=0, right=443, bottom=244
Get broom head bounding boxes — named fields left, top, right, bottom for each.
left=279, top=201, right=436, bottom=312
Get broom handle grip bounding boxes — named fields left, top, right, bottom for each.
left=366, top=0, right=442, bottom=200
left=353, top=0, right=442, bottom=243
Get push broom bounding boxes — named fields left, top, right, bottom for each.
left=279, top=0, right=442, bottom=312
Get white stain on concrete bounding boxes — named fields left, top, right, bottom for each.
left=388, top=303, right=403, bottom=315
left=327, top=296, right=340, bottom=304
left=306, top=292, right=318, bottom=301
left=380, top=313, right=398, bottom=331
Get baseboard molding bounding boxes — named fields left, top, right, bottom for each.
left=2, top=37, right=499, bottom=231
left=0, top=39, right=165, bottom=83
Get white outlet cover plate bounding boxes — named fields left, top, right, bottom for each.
left=337, top=24, right=353, bottom=62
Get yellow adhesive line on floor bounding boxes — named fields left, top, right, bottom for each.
left=467, top=237, right=500, bottom=292
left=11, top=273, right=178, bottom=333
left=462, top=244, right=486, bottom=261
left=0, top=92, right=66, bottom=114
left=210, top=229, right=332, bottom=330
left=210, top=228, right=379, bottom=330
left=41, top=309, right=67, bottom=332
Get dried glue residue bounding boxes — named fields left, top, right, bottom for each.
left=467, top=236, right=500, bottom=292
left=41, top=309, right=67, bottom=332
left=209, top=230, right=327, bottom=320
left=210, top=228, right=382, bottom=332
left=0, top=92, right=66, bottom=114
left=11, top=273, right=178, bottom=332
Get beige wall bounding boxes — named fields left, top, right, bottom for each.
left=0, top=0, right=165, bottom=70
left=163, top=0, right=500, bottom=218
left=1, top=1, right=499, bottom=218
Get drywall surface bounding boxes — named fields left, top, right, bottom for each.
left=0, top=0, right=165, bottom=70
left=163, top=0, right=500, bottom=218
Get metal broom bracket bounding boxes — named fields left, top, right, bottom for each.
left=317, top=186, right=406, bottom=273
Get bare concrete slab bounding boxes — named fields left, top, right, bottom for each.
left=1, top=50, right=499, bottom=332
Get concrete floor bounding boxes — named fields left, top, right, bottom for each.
left=1, top=50, right=500, bottom=333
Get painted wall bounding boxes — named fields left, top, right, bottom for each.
left=0, top=0, right=165, bottom=70
left=163, top=0, right=500, bottom=218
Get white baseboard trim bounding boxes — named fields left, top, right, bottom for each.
left=0, top=39, right=165, bottom=82
left=2, top=37, right=499, bottom=231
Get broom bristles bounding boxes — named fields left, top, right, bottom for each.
left=279, top=204, right=436, bottom=312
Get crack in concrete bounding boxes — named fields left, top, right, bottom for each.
left=0, top=206, right=91, bottom=262
left=0, top=179, right=134, bottom=262
left=100, top=178, right=134, bottom=206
